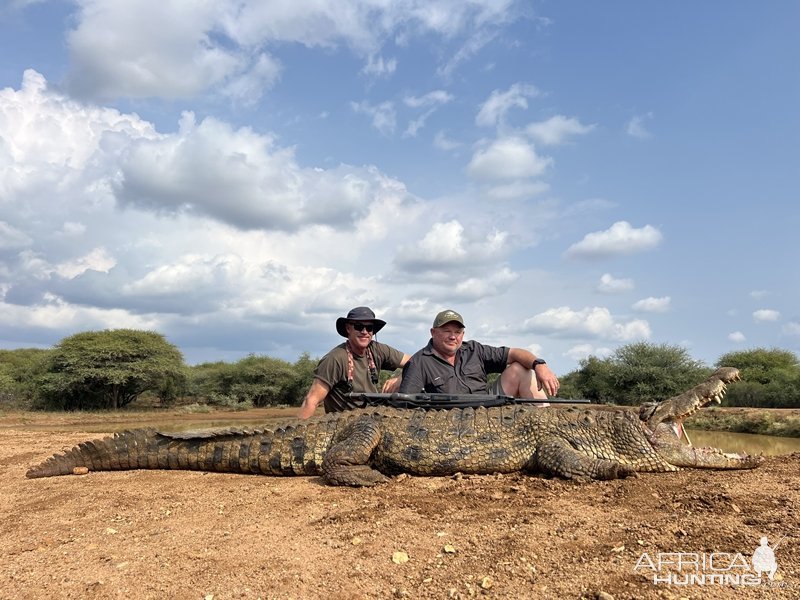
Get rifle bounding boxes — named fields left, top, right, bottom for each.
left=347, top=392, right=591, bottom=410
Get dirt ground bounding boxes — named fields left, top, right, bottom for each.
left=1, top=407, right=798, bottom=600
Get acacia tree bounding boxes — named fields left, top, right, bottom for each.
left=37, top=329, right=185, bottom=410
left=568, top=342, right=709, bottom=405
left=716, top=348, right=800, bottom=408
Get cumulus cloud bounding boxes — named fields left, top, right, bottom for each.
left=475, top=83, right=539, bottom=127
left=116, top=112, right=408, bottom=231
left=526, top=115, right=595, bottom=146
left=632, top=296, right=670, bottom=313
left=753, top=309, right=780, bottom=322
left=597, top=273, right=634, bottom=294
left=728, top=331, right=746, bottom=343
left=66, top=2, right=243, bottom=100
left=564, top=221, right=663, bottom=260
left=467, top=136, right=551, bottom=181
left=522, top=306, right=651, bottom=342
left=63, top=0, right=522, bottom=101
left=394, top=220, right=508, bottom=276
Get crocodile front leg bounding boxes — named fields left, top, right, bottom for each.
left=321, top=415, right=390, bottom=486
left=533, top=438, right=636, bottom=481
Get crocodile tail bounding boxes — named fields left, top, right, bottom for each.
left=26, top=428, right=161, bottom=478
left=26, top=422, right=335, bottom=479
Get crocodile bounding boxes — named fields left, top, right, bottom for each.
left=26, top=367, right=760, bottom=486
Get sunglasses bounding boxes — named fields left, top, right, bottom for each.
left=350, top=322, right=375, bottom=333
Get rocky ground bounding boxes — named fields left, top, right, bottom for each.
left=0, top=408, right=798, bottom=600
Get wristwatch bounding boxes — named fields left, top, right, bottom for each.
left=532, top=358, right=546, bottom=369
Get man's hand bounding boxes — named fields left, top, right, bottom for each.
left=382, top=376, right=402, bottom=393
left=534, top=364, right=560, bottom=396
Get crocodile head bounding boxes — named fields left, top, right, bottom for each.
left=638, top=367, right=762, bottom=470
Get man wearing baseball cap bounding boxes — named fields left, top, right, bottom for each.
left=398, top=309, right=559, bottom=400
left=297, top=306, right=411, bottom=418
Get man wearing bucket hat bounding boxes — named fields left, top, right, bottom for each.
left=297, top=306, right=411, bottom=418
left=398, top=309, right=559, bottom=400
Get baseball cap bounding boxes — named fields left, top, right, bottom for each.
left=432, top=309, right=465, bottom=328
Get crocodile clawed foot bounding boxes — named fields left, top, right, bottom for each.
left=322, top=465, right=390, bottom=487
left=593, top=460, right=636, bottom=480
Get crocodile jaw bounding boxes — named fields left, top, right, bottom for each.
left=645, top=368, right=762, bottom=470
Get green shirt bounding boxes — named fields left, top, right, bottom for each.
left=314, top=341, right=405, bottom=413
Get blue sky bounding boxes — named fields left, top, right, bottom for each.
left=1, top=1, right=798, bottom=374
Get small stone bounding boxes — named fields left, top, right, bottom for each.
left=104, top=528, right=117, bottom=535
left=443, top=544, right=456, bottom=554
left=72, top=466, right=89, bottom=475
left=480, top=576, right=493, bottom=589
left=611, top=544, right=625, bottom=553
left=351, top=537, right=363, bottom=546
left=731, top=503, right=741, bottom=513
left=392, top=551, right=409, bottom=564
left=596, top=592, right=614, bottom=600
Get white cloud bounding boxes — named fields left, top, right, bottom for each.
left=632, top=296, right=670, bottom=313
left=394, top=220, right=508, bottom=275
left=362, top=54, right=397, bottom=77
left=467, top=136, right=551, bottom=181
left=117, top=112, right=408, bottom=231
left=55, top=247, right=116, bottom=279
left=564, top=221, right=663, bottom=260
left=753, top=309, right=780, bottom=323
left=597, top=273, right=634, bottom=294
left=351, top=100, right=396, bottom=135
left=433, top=130, right=462, bottom=151
left=526, top=115, right=595, bottom=146
left=63, top=0, right=522, bottom=101
left=749, top=289, right=770, bottom=299
left=404, top=90, right=454, bottom=109
left=783, top=322, right=800, bottom=336
left=626, top=112, right=653, bottom=139
left=403, top=91, right=454, bottom=138
left=0, top=70, right=156, bottom=199
left=565, top=343, right=613, bottom=362
left=66, top=2, right=242, bottom=99
left=728, top=331, right=746, bottom=343
left=220, top=53, right=283, bottom=106
left=523, top=306, right=651, bottom=342
left=475, top=83, right=539, bottom=127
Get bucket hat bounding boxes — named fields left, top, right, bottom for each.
left=335, top=306, right=387, bottom=337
